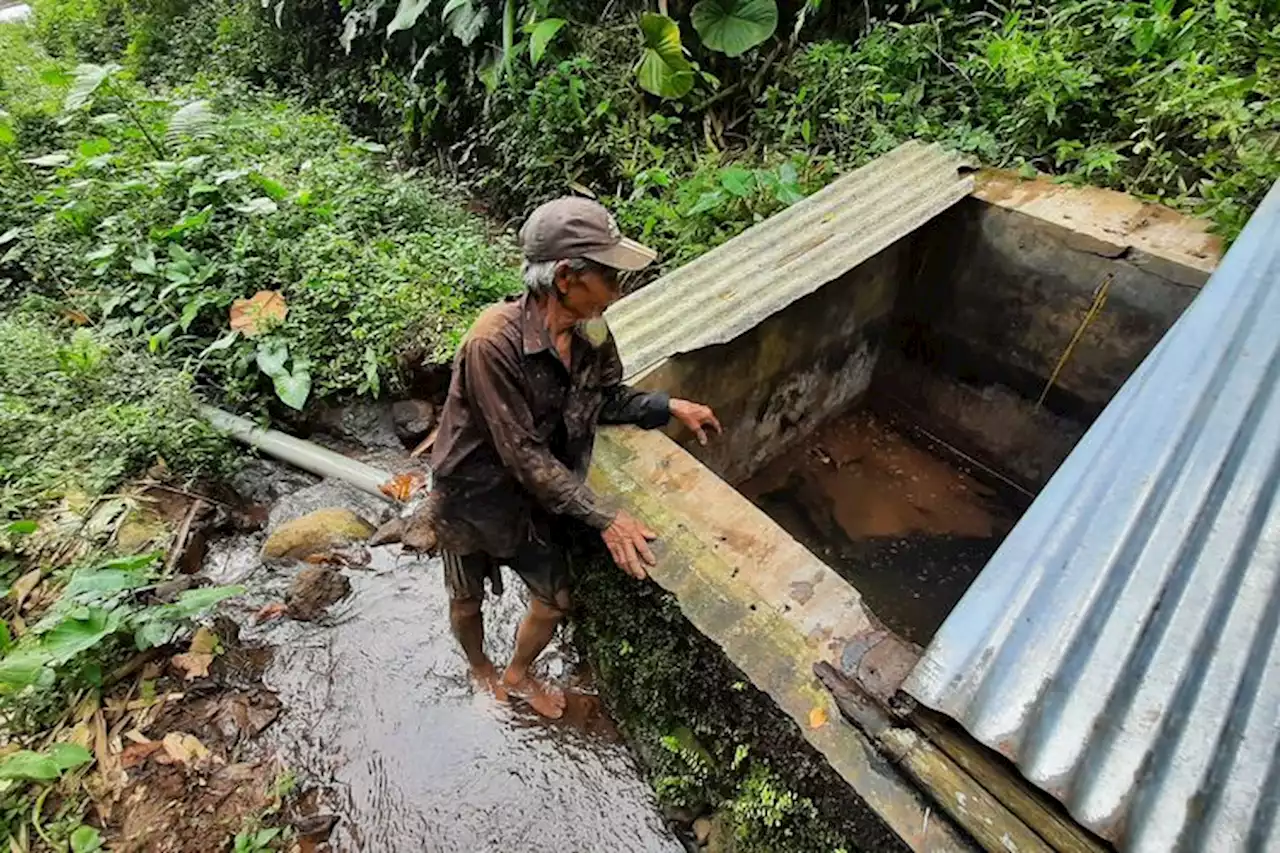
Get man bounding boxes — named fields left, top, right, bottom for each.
left=427, top=196, right=721, bottom=719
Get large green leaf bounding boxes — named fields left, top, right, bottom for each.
left=529, top=18, right=567, bottom=67
left=274, top=364, right=312, bottom=410
left=63, top=63, right=123, bottom=113
left=442, top=0, right=488, bottom=45
left=166, top=100, right=217, bottom=145
left=0, top=751, right=60, bottom=782
left=172, top=585, right=246, bottom=617
left=636, top=14, right=694, bottom=99
left=41, top=608, right=120, bottom=665
left=691, top=0, right=777, bottom=57
left=387, top=0, right=432, bottom=35
left=48, top=743, right=93, bottom=771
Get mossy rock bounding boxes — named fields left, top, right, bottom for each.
left=261, top=508, right=375, bottom=561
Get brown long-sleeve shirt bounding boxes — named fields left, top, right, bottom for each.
left=428, top=292, right=670, bottom=558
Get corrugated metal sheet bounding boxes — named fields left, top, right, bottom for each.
left=607, top=141, right=972, bottom=378
left=904, top=178, right=1280, bottom=852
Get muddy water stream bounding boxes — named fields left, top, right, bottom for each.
left=203, top=463, right=682, bottom=852
left=741, top=410, right=1023, bottom=645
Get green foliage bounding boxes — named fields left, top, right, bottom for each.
left=691, top=0, right=779, bottom=58
left=0, top=315, right=230, bottom=517
left=0, top=50, right=520, bottom=413
left=637, top=13, right=695, bottom=99
left=761, top=0, right=1280, bottom=239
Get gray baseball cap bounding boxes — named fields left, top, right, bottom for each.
left=519, top=196, right=657, bottom=271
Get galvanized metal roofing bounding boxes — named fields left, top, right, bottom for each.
left=904, top=178, right=1280, bottom=852
left=607, top=141, right=972, bottom=379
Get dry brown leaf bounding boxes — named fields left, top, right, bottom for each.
left=124, top=729, right=151, bottom=745
left=120, top=740, right=163, bottom=770
left=171, top=652, right=214, bottom=681
left=188, top=626, right=218, bottom=655
left=379, top=471, right=427, bottom=502
left=255, top=601, right=288, bottom=623
left=10, top=569, right=41, bottom=610
left=229, top=290, right=288, bottom=337
left=809, top=706, right=829, bottom=729
left=160, top=732, right=209, bottom=766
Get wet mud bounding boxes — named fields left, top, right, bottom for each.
left=741, top=410, right=1022, bottom=645
left=207, top=465, right=681, bottom=853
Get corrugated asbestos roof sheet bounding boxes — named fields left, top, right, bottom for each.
left=904, top=179, right=1280, bottom=852
left=608, top=141, right=972, bottom=379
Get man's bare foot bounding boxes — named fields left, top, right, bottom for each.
left=501, top=669, right=566, bottom=719
left=470, top=660, right=508, bottom=701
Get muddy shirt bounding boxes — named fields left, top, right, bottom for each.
left=429, top=292, right=670, bottom=559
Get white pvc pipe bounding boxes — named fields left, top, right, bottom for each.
left=203, top=406, right=395, bottom=500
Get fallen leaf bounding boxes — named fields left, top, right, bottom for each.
left=809, top=706, right=828, bottom=729
left=255, top=602, right=287, bottom=623
left=10, top=569, right=42, bottom=610
left=188, top=626, right=218, bottom=655
left=123, top=729, right=150, bottom=745
left=119, top=740, right=162, bottom=769
left=62, top=308, right=91, bottom=326
left=171, top=652, right=213, bottom=681
left=160, top=732, right=208, bottom=767
left=379, top=471, right=427, bottom=502
left=228, top=290, right=287, bottom=337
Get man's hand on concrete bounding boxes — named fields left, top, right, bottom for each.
left=602, top=511, right=657, bottom=580
left=669, top=399, right=723, bottom=446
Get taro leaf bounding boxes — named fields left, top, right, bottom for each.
left=232, top=197, right=278, bottom=216
left=255, top=340, right=289, bottom=379
left=48, top=743, right=93, bottom=771
left=529, top=18, right=567, bottom=67
left=62, top=568, right=149, bottom=600
left=63, top=63, right=123, bottom=113
left=166, top=100, right=217, bottom=144
left=274, top=363, right=312, bottom=410
left=230, top=291, right=288, bottom=337
left=442, top=0, right=489, bottom=45
left=691, top=0, right=778, bottom=57
left=636, top=14, right=694, bottom=99
left=134, top=619, right=176, bottom=651
left=387, top=0, right=431, bottom=35
left=0, top=751, right=60, bottom=782
left=70, top=826, right=104, bottom=853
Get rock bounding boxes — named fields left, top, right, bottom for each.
left=390, top=399, right=437, bottom=444
left=313, top=401, right=402, bottom=451
left=369, top=517, right=406, bottom=547
left=286, top=567, right=351, bottom=621
left=693, top=817, right=713, bottom=846
left=267, top=481, right=392, bottom=534
left=261, top=508, right=376, bottom=561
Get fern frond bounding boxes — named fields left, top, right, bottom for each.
left=166, top=100, right=217, bottom=145
left=63, top=63, right=123, bottom=113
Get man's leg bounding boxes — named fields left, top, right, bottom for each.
left=443, top=552, right=502, bottom=693
left=501, top=533, right=572, bottom=719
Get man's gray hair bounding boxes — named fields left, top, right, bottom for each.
left=522, top=257, right=592, bottom=297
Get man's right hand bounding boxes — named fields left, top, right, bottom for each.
left=602, top=511, right=657, bottom=580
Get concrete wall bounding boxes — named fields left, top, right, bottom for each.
left=879, top=174, right=1221, bottom=490
left=632, top=240, right=908, bottom=485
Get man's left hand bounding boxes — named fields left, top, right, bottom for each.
left=669, top=399, right=723, bottom=446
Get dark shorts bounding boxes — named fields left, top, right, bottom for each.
left=442, top=530, right=572, bottom=610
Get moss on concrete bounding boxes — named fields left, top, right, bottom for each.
left=571, top=544, right=908, bottom=853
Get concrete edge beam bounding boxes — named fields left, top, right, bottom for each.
left=590, top=425, right=976, bottom=853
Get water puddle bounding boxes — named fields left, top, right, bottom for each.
left=207, top=468, right=682, bottom=852
left=740, top=409, right=1021, bottom=645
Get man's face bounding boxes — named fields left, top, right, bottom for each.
left=556, top=262, right=622, bottom=320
